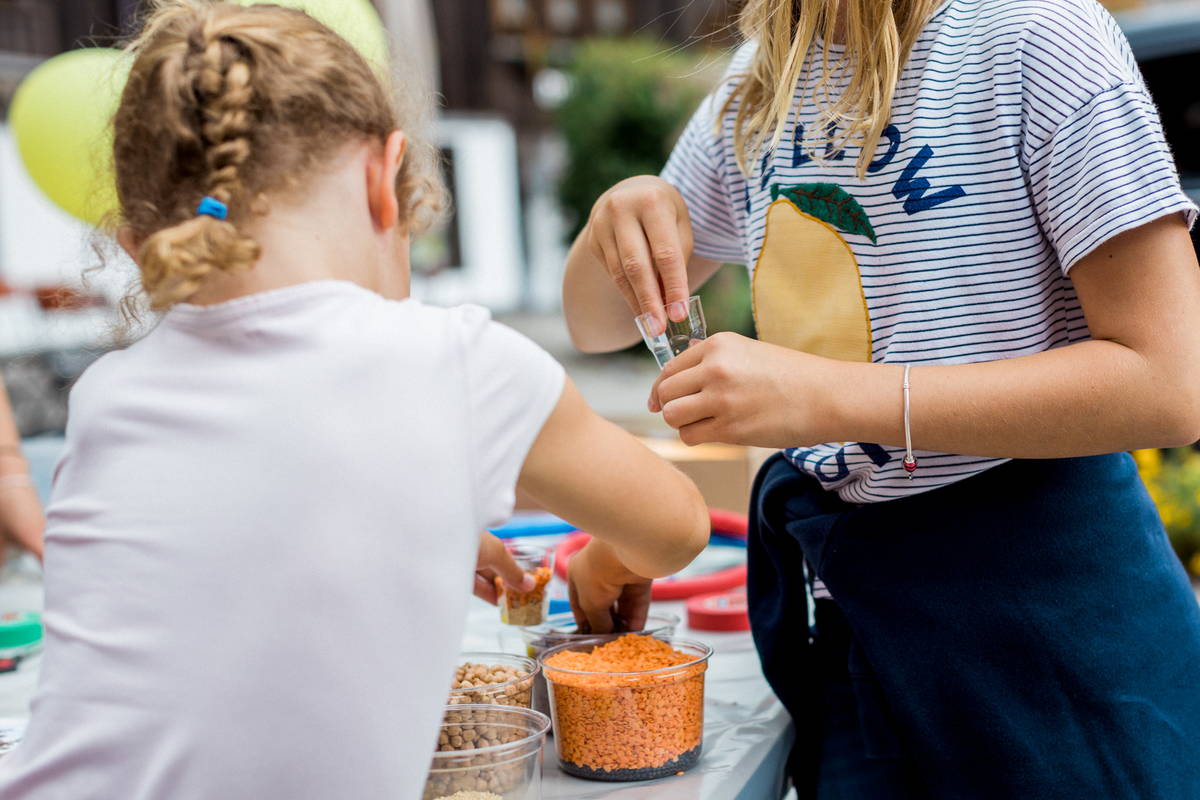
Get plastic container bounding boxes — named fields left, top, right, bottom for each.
left=497, top=543, right=554, bottom=626
left=519, top=613, right=681, bottom=719
left=540, top=635, right=713, bottom=782
left=0, top=611, right=42, bottom=673
left=447, top=653, right=538, bottom=708
left=424, top=704, right=550, bottom=800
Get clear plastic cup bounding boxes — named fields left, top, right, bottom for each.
left=497, top=543, right=554, bottom=626
left=518, top=613, right=681, bottom=719
left=447, top=653, right=538, bottom=708
left=539, top=635, right=713, bottom=781
left=635, top=295, right=707, bottom=369
left=425, top=704, right=550, bottom=800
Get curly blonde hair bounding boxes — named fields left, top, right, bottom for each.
left=727, top=0, right=943, bottom=178
left=113, top=0, right=444, bottom=312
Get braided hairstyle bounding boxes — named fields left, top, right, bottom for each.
left=113, top=0, right=443, bottom=311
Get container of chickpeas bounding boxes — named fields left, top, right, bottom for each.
left=448, top=654, right=538, bottom=708
left=518, top=613, right=681, bottom=719
left=424, top=704, right=550, bottom=800
left=540, top=634, right=712, bottom=782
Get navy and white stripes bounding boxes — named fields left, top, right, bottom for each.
left=661, top=0, right=1196, bottom=503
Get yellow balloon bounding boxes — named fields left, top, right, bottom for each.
left=9, top=48, right=129, bottom=226
left=234, top=0, right=390, bottom=69
left=9, top=3, right=387, bottom=225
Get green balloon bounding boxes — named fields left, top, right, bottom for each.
left=235, top=0, right=390, bottom=69
left=9, top=48, right=128, bottom=225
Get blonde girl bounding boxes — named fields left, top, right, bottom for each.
left=564, top=0, right=1200, bottom=796
left=0, top=3, right=708, bottom=798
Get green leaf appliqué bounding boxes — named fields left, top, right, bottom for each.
left=770, top=183, right=877, bottom=243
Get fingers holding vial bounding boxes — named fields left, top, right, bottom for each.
left=635, top=295, right=707, bottom=370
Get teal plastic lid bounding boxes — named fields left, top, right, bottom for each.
left=0, top=612, right=42, bottom=650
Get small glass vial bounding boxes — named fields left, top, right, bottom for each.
left=635, top=296, right=707, bottom=369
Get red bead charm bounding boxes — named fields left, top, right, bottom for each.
left=903, top=455, right=918, bottom=475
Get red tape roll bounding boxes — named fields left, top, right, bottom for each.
left=553, top=509, right=749, bottom=601
left=687, top=590, right=751, bottom=632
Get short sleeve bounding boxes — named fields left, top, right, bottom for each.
left=1019, top=1, right=1198, bottom=273
left=661, top=92, right=746, bottom=264
left=454, top=306, right=566, bottom=529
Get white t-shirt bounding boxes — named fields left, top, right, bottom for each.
left=662, top=0, right=1197, bottom=503
left=0, top=280, right=564, bottom=800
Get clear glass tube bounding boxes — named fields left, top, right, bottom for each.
left=634, top=296, right=707, bottom=369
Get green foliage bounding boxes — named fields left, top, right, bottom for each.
left=557, top=38, right=719, bottom=238
left=557, top=38, right=754, bottom=339
left=1135, top=447, right=1200, bottom=577
left=772, top=183, right=878, bottom=243
left=698, top=263, right=755, bottom=339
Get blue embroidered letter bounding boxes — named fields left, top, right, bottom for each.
left=810, top=450, right=851, bottom=484
left=868, top=125, right=902, bottom=174
left=823, top=123, right=846, bottom=161
left=859, top=443, right=893, bottom=468
left=792, top=124, right=811, bottom=168
left=892, top=145, right=966, bottom=214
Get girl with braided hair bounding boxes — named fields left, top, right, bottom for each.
left=0, top=2, right=709, bottom=798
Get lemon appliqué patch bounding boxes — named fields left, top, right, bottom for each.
left=752, top=183, right=874, bottom=363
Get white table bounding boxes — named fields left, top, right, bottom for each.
left=0, top=569, right=793, bottom=800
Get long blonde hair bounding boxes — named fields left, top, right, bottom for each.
left=727, top=0, right=943, bottom=177
left=113, top=0, right=444, bottom=312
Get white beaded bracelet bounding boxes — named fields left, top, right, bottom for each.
left=902, top=364, right=918, bottom=479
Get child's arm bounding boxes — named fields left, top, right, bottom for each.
left=517, top=378, right=709, bottom=632
left=0, top=379, right=44, bottom=560
left=650, top=214, right=1200, bottom=457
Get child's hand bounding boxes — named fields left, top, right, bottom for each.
left=0, top=474, right=44, bottom=563
left=474, top=532, right=536, bottom=605
left=648, top=332, right=839, bottom=449
left=584, top=175, right=694, bottom=333
left=568, top=539, right=653, bottom=635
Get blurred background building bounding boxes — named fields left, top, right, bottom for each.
left=1, top=0, right=1195, bottom=314
left=0, top=0, right=749, bottom=431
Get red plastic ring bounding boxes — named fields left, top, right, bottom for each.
left=553, top=509, right=749, bottom=601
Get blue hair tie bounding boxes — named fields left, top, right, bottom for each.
left=196, top=196, right=228, bottom=220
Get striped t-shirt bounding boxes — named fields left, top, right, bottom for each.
left=661, top=0, right=1197, bottom=503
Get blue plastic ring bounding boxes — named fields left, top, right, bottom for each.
left=196, top=196, right=228, bottom=220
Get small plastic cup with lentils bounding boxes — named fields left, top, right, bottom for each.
left=496, top=543, right=554, bottom=626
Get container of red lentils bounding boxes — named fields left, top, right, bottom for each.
left=539, top=634, right=713, bottom=781
left=424, top=704, right=550, bottom=800
left=519, top=613, right=681, bottom=719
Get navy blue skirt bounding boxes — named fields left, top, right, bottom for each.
left=748, top=452, right=1200, bottom=799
